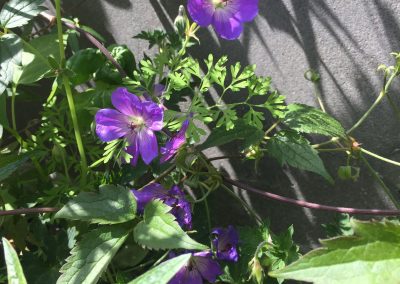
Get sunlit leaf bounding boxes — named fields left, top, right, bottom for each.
left=0, top=0, right=45, bottom=29
left=2, top=237, right=27, bottom=284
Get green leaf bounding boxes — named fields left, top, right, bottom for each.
left=199, top=120, right=264, bottom=151
left=0, top=152, right=32, bottom=182
left=134, top=200, right=208, bottom=250
left=270, top=219, right=400, bottom=284
left=66, top=48, right=105, bottom=85
left=2, top=238, right=27, bottom=284
left=57, top=224, right=130, bottom=284
left=0, top=0, right=45, bottom=29
left=55, top=185, right=136, bottom=224
left=0, top=34, right=22, bottom=94
left=283, top=104, right=346, bottom=138
left=268, top=131, right=333, bottom=183
left=128, top=253, right=191, bottom=284
left=0, top=124, right=3, bottom=139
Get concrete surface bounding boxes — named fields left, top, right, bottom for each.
left=51, top=0, right=400, bottom=250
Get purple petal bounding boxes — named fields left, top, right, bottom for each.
left=142, top=101, right=164, bottom=131
left=153, top=84, right=165, bottom=97
left=212, top=226, right=239, bottom=262
left=125, top=135, right=139, bottom=166
left=95, top=109, right=129, bottom=142
left=169, top=199, right=192, bottom=230
left=212, top=9, right=243, bottom=40
left=111, top=87, right=143, bottom=117
left=131, top=183, right=167, bottom=213
left=230, top=0, right=259, bottom=22
left=168, top=265, right=203, bottom=284
left=160, top=120, right=189, bottom=163
left=137, top=128, right=159, bottom=165
left=187, top=0, right=215, bottom=26
left=193, top=253, right=222, bottom=283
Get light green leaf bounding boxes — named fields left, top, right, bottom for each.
left=0, top=34, right=22, bottom=94
left=199, top=120, right=264, bottom=151
left=0, top=124, right=3, bottom=139
left=128, top=253, right=191, bottom=284
left=268, top=131, right=333, bottom=183
left=0, top=152, right=32, bottom=182
left=2, top=237, right=27, bottom=284
left=57, top=225, right=130, bottom=284
left=55, top=185, right=136, bottom=224
left=134, top=200, right=208, bottom=250
left=270, top=219, right=400, bottom=284
left=283, top=104, right=346, bottom=138
left=0, top=0, right=45, bottom=29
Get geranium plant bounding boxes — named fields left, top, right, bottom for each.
left=1, top=0, right=400, bottom=283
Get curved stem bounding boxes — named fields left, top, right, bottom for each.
left=55, top=0, right=88, bottom=184
left=361, top=148, right=400, bottom=167
left=223, top=176, right=400, bottom=215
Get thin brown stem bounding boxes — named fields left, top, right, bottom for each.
left=0, top=208, right=59, bottom=216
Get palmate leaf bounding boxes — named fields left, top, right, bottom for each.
left=283, top=104, right=346, bottom=138
left=0, top=34, right=22, bottom=94
left=270, top=219, right=400, bottom=284
left=268, top=131, right=333, bottom=183
left=134, top=200, right=208, bottom=250
left=2, top=238, right=27, bottom=284
left=57, top=225, right=130, bottom=284
left=55, top=185, right=136, bottom=225
left=0, top=0, right=45, bottom=29
left=128, top=253, right=191, bottom=284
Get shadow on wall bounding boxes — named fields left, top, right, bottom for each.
left=58, top=0, right=400, bottom=250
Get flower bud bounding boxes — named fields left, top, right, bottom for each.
left=338, top=166, right=360, bottom=181
left=248, top=256, right=264, bottom=284
left=174, top=5, right=187, bottom=37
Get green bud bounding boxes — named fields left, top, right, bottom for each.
left=174, top=5, right=187, bottom=37
left=248, top=256, right=264, bottom=284
left=338, top=165, right=360, bottom=181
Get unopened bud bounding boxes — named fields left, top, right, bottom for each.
left=248, top=256, right=264, bottom=284
left=174, top=5, right=187, bottom=36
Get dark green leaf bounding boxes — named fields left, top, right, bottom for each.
left=128, top=254, right=191, bottom=284
left=2, top=237, right=27, bottom=284
left=55, top=185, right=136, bottom=224
left=0, top=0, right=45, bottom=29
left=283, top=104, right=346, bottom=138
left=0, top=34, right=22, bottom=94
left=0, top=152, right=32, bottom=182
left=270, top=219, right=400, bottom=283
left=268, top=131, right=333, bottom=183
left=57, top=225, right=130, bottom=284
left=134, top=200, right=208, bottom=250
left=66, top=48, right=105, bottom=85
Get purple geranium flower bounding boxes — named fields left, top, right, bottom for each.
left=169, top=251, right=222, bottom=284
left=131, top=183, right=192, bottom=229
left=95, top=87, right=164, bottom=165
left=160, top=119, right=190, bottom=163
left=187, top=0, right=259, bottom=40
left=211, top=225, right=239, bottom=262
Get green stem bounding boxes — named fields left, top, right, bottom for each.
left=264, top=120, right=280, bottom=138
left=11, top=84, right=17, bottom=131
left=203, top=188, right=212, bottom=232
left=317, top=148, right=348, bottom=153
left=55, top=0, right=88, bottom=184
left=361, top=148, right=400, bottom=167
left=360, top=155, right=400, bottom=209
left=386, top=93, right=400, bottom=121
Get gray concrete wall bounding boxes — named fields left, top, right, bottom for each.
left=55, top=0, right=400, bottom=250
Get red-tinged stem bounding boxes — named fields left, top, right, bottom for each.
left=223, top=176, right=400, bottom=216
left=0, top=208, right=59, bottom=216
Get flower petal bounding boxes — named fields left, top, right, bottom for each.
left=212, top=9, right=244, bottom=40
left=137, top=128, right=159, bottom=165
left=111, top=87, right=143, bottom=117
left=230, top=0, right=259, bottom=22
left=95, top=109, right=129, bottom=142
left=160, top=120, right=189, bottom=163
left=142, top=101, right=164, bottom=131
left=131, top=183, right=167, bottom=213
left=125, top=134, right=139, bottom=166
left=187, top=0, right=215, bottom=26
left=193, top=253, right=222, bottom=283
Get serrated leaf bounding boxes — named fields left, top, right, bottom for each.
left=283, top=104, right=346, bottom=138
left=134, top=200, right=208, bottom=250
left=0, top=34, right=22, bottom=94
left=55, top=185, right=136, bottom=224
left=199, top=120, right=264, bottom=151
left=2, top=238, right=27, bottom=284
left=128, top=253, right=191, bottom=284
left=268, top=131, right=333, bottom=183
left=0, top=0, right=45, bottom=29
left=0, top=152, right=32, bottom=182
left=270, top=219, right=400, bottom=284
left=57, top=225, right=129, bottom=284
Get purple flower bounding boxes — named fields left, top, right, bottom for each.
left=95, top=87, right=164, bottom=165
left=211, top=225, right=239, bottom=262
left=169, top=251, right=222, bottom=284
left=131, top=184, right=192, bottom=229
left=187, top=0, right=259, bottom=40
left=160, top=120, right=190, bottom=164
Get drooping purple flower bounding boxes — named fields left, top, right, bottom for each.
left=211, top=225, right=239, bottom=262
left=131, top=184, right=192, bottom=229
left=160, top=120, right=190, bottom=164
left=169, top=251, right=222, bottom=284
left=95, top=87, right=164, bottom=166
left=187, top=0, right=259, bottom=40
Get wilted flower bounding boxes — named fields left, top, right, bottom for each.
left=211, top=225, right=239, bottom=262
left=160, top=119, right=190, bottom=163
left=187, top=0, right=259, bottom=40
left=169, top=251, right=222, bottom=284
left=95, top=87, right=163, bottom=165
left=131, top=183, right=192, bottom=229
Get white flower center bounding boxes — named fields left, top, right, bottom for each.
left=128, top=116, right=145, bottom=132
left=211, top=0, right=229, bottom=8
